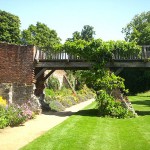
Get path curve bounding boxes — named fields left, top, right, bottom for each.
left=0, top=99, right=94, bottom=150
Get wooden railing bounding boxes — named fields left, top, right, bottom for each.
left=34, top=49, right=83, bottom=61
left=112, top=45, right=150, bottom=60
left=34, top=45, right=150, bottom=61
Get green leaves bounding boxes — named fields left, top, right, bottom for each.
left=0, top=10, right=21, bottom=44
left=63, top=38, right=139, bottom=118
left=64, top=39, right=141, bottom=62
left=21, top=22, right=61, bottom=51
left=122, top=11, right=150, bottom=45
left=67, top=25, right=95, bottom=42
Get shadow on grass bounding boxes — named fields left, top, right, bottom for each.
left=132, top=100, right=150, bottom=107
left=43, top=109, right=150, bottom=117
left=137, top=96, right=150, bottom=97
left=135, top=110, right=150, bottom=116
left=43, top=109, right=98, bottom=117
left=75, top=109, right=98, bottom=117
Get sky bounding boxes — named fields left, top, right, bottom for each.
left=0, top=0, right=150, bottom=43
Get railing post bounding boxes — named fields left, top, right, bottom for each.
left=143, top=46, right=147, bottom=59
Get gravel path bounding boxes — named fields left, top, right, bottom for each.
left=0, top=99, right=94, bottom=150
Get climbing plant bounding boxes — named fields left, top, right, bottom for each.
left=63, top=39, right=141, bottom=118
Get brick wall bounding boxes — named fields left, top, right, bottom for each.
left=0, top=43, right=34, bottom=84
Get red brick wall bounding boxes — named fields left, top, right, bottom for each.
left=0, top=43, right=34, bottom=84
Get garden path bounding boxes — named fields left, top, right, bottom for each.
left=0, top=99, right=94, bottom=150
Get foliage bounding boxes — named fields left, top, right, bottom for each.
left=81, top=25, right=96, bottom=41
left=63, top=39, right=141, bottom=117
left=21, top=22, right=61, bottom=51
left=0, top=105, right=9, bottom=128
left=67, top=25, right=95, bottom=42
left=63, top=39, right=141, bottom=92
left=0, top=98, right=35, bottom=129
left=121, top=11, right=150, bottom=94
left=64, top=39, right=141, bottom=62
left=96, top=90, right=134, bottom=118
left=45, top=86, right=95, bottom=111
left=122, top=11, right=150, bottom=45
left=0, top=10, right=21, bottom=44
left=45, top=88, right=55, bottom=97
left=21, top=96, right=150, bottom=150
left=120, top=69, right=150, bottom=94
left=5, top=104, right=26, bottom=127
left=67, top=31, right=81, bottom=41
left=47, top=76, right=60, bottom=91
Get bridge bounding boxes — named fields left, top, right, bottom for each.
left=34, top=45, right=150, bottom=69
left=0, top=42, right=150, bottom=110
left=33, top=45, right=150, bottom=79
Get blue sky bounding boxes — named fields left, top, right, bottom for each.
left=0, top=0, right=150, bottom=43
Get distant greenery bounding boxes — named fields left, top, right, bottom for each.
left=47, top=76, right=60, bottom=91
left=0, top=10, right=61, bottom=52
left=120, top=69, right=150, bottom=94
left=21, top=22, right=61, bottom=51
left=121, top=11, right=150, bottom=94
left=21, top=94, right=150, bottom=150
left=67, top=25, right=95, bottom=42
left=0, top=10, right=21, bottom=44
left=122, top=11, right=150, bottom=45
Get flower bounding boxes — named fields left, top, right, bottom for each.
left=0, top=96, right=7, bottom=107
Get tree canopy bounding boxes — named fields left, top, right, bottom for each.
left=122, top=11, right=150, bottom=45
left=0, top=10, right=21, bottom=44
left=121, top=11, right=150, bottom=94
left=67, top=25, right=95, bottom=42
left=21, top=22, right=61, bottom=51
left=81, top=25, right=95, bottom=41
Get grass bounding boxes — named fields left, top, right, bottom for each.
left=21, top=94, right=150, bottom=150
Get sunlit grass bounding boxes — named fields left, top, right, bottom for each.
left=136, top=90, right=150, bottom=97
left=21, top=94, right=150, bottom=150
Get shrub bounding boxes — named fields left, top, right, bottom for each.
left=47, top=76, right=60, bottom=91
left=21, top=101, right=36, bottom=119
left=45, top=88, right=55, bottom=97
left=6, top=104, right=26, bottom=127
left=96, top=90, right=135, bottom=118
left=0, top=105, right=9, bottom=128
left=0, top=97, right=36, bottom=129
left=44, top=85, right=95, bottom=111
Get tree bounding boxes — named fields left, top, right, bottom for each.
left=121, top=11, right=150, bottom=94
left=67, top=31, right=81, bottom=42
left=81, top=25, right=95, bottom=41
left=64, top=39, right=137, bottom=118
left=72, top=31, right=81, bottom=41
left=0, top=10, right=21, bottom=44
left=122, top=11, right=150, bottom=45
left=21, top=22, right=61, bottom=51
left=67, top=25, right=95, bottom=42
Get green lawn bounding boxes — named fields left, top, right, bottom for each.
left=21, top=95, right=150, bottom=150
